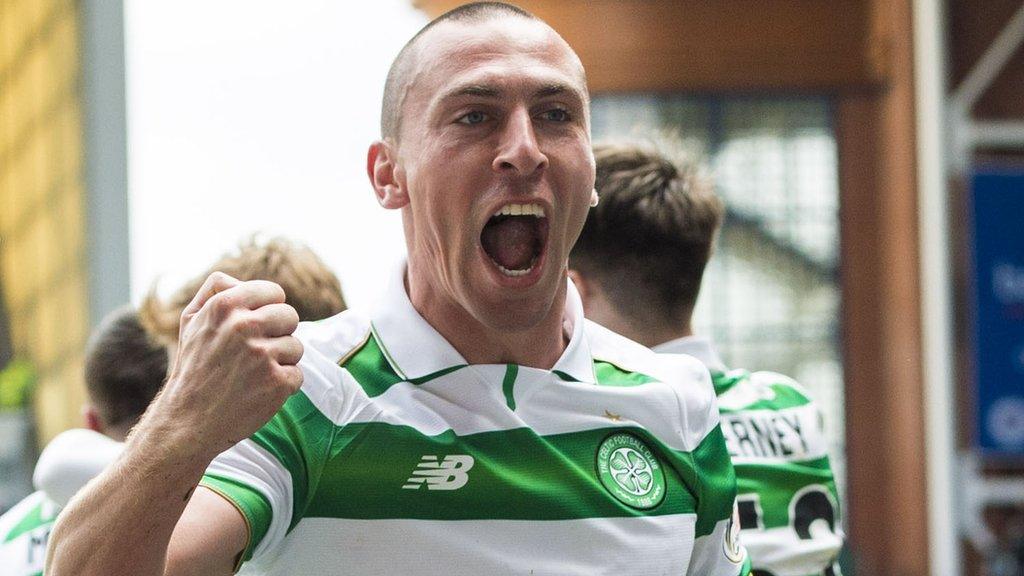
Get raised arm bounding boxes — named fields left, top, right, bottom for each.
left=46, top=273, right=303, bottom=576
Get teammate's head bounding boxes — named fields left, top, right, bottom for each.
left=368, top=2, right=597, bottom=334
left=83, top=308, right=168, bottom=441
left=569, top=141, right=722, bottom=346
left=140, top=235, right=346, bottom=347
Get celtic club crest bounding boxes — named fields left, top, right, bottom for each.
left=596, top=433, right=666, bottom=509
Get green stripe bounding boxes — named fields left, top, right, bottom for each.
left=200, top=475, right=272, bottom=562
left=713, top=371, right=812, bottom=412
left=2, top=499, right=54, bottom=544
left=343, top=334, right=404, bottom=397
left=680, top=425, right=739, bottom=538
left=734, top=455, right=839, bottom=529
left=343, top=333, right=466, bottom=397
left=248, top=391, right=336, bottom=532
left=593, top=360, right=660, bottom=386
left=501, top=364, right=518, bottom=410
left=304, top=423, right=734, bottom=535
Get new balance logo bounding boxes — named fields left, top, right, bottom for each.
left=402, top=455, right=474, bottom=490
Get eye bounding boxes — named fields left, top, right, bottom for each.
left=457, top=111, right=489, bottom=125
left=540, top=108, right=571, bottom=122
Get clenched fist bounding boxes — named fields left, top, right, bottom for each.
left=148, top=272, right=304, bottom=459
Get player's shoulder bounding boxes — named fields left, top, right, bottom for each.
left=0, top=491, right=56, bottom=538
left=290, top=309, right=372, bottom=416
left=585, top=320, right=719, bottom=447
left=295, top=308, right=371, bottom=359
left=713, top=367, right=817, bottom=413
left=585, top=320, right=709, bottom=384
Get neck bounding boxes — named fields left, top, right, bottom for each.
left=405, top=272, right=569, bottom=369
left=602, top=314, right=692, bottom=349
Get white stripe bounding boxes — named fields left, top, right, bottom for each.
left=206, top=439, right=294, bottom=560
left=688, top=518, right=747, bottom=576
left=247, top=515, right=699, bottom=576
left=741, top=523, right=844, bottom=575
left=723, top=403, right=830, bottom=465
left=325, top=364, right=705, bottom=452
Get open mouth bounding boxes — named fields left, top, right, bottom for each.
left=480, top=203, right=549, bottom=277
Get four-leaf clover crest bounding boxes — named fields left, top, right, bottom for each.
left=609, top=447, right=654, bottom=496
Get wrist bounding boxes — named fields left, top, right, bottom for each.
left=128, top=392, right=221, bottom=470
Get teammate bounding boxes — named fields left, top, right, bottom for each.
left=570, top=141, right=844, bottom=576
left=31, top=235, right=348, bottom=508
left=0, top=308, right=167, bottom=576
left=139, top=235, right=346, bottom=351
left=48, top=4, right=747, bottom=575
left=3, top=236, right=346, bottom=576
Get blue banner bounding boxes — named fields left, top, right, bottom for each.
left=973, top=170, right=1024, bottom=456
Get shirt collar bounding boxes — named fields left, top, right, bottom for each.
left=652, top=335, right=728, bottom=373
left=370, top=261, right=594, bottom=383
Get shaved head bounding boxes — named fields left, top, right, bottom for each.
left=380, top=2, right=539, bottom=142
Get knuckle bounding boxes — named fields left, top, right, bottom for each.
left=228, top=313, right=257, bottom=336
left=286, top=304, right=300, bottom=325
left=210, top=293, right=237, bottom=318
left=269, top=282, right=287, bottom=303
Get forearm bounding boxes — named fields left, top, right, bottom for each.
left=46, top=416, right=215, bottom=576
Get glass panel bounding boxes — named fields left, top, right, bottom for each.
left=591, top=95, right=845, bottom=499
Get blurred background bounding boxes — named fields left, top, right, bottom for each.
left=0, top=0, right=1022, bottom=574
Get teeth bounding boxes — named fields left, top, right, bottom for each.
left=496, top=263, right=534, bottom=277
left=492, top=203, right=545, bottom=218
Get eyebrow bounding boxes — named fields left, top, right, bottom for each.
left=440, top=82, right=577, bottom=102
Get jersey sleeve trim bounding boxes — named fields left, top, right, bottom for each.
left=197, top=477, right=266, bottom=569
left=203, top=437, right=295, bottom=563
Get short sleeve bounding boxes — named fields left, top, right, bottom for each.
left=200, top=390, right=333, bottom=566
left=665, top=358, right=748, bottom=575
left=683, top=425, right=749, bottom=575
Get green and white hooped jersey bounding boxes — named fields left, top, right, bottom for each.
left=0, top=491, right=60, bottom=576
left=201, top=268, right=748, bottom=576
left=655, top=337, right=843, bottom=576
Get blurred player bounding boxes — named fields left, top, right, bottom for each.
left=140, top=235, right=346, bottom=351
left=48, top=4, right=746, bottom=575
left=32, top=235, right=348, bottom=506
left=570, top=141, right=844, bottom=576
left=0, top=308, right=167, bottom=576
left=7, top=236, right=345, bottom=576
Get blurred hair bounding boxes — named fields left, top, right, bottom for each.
left=570, top=139, right=723, bottom=328
left=140, top=235, right=347, bottom=346
left=380, top=2, right=537, bottom=141
left=85, top=308, right=168, bottom=431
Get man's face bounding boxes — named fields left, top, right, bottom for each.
left=388, top=17, right=595, bottom=332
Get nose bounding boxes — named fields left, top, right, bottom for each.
left=492, top=108, right=548, bottom=176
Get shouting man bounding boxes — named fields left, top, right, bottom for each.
left=47, top=4, right=746, bottom=575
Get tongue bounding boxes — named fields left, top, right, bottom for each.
left=481, top=217, right=537, bottom=271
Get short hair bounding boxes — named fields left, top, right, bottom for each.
left=570, top=142, right=723, bottom=327
left=84, top=308, right=168, bottom=431
left=380, top=2, right=537, bottom=141
left=140, top=236, right=347, bottom=346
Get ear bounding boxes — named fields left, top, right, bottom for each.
left=82, top=404, right=105, bottom=435
left=367, top=140, right=409, bottom=210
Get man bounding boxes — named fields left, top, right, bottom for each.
left=48, top=4, right=746, bottom=575
left=0, top=308, right=167, bottom=576
left=570, top=141, right=844, bottom=576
